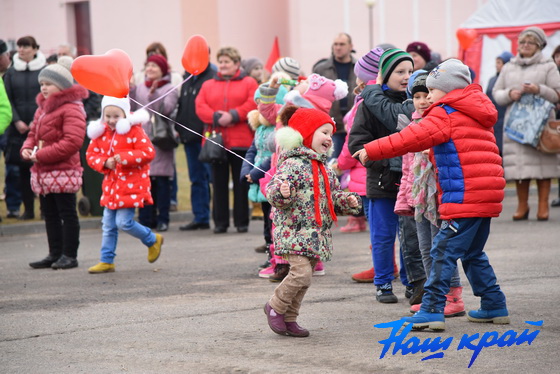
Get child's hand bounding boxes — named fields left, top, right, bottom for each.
left=347, top=195, right=359, bottom=208
left=21, top=148, right=33, bottom=161
left=114, top=154, right=122, bottom=163
left=352, top=149, right=370, bottom=165
left=269, top=76, right=280, bottom=89
left=280, top=181, right=291, bottom=198
left=105, top=157, right=116, bottom=170
left=245, top=174, right=253, bottom=183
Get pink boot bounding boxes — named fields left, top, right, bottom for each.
left=444, top=286, right=466, bottom=317
left=340, top=216, right=366, bottom=233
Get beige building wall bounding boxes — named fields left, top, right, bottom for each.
left=0, top=0, right=487, bottom=77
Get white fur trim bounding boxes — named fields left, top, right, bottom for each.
left=276, top=127, right=303, bottom=150
left=87, top=120, right=105, bottom=139
left=115, top=118, right=131, bottom=134
left=283, top=90, right=314, bottom=109
left=333, top=79, right=349, bottom=100
left=129, top=109, right=150, bottom=125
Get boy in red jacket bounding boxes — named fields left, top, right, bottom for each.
left=354, top=59, right=509, bottom=331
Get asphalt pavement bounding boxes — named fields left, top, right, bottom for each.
left=1, top=190, right=559, bottom=373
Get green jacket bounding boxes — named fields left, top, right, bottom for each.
left=0, top=78, right=12, bottom=135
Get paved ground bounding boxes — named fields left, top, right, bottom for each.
left=1, top=191, right=559, bottom=373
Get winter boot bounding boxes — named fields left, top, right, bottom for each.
left=513, top=179, right=530, bottom=220
left=444, top=286, right=466, bottom=317
left=340, top=216, right=366, bottom=233
left=376, top=283, right=398, bottom=303
left=351, top=267, right=374, bottom=283
left=536, top=178, right=551, bottom=221
left=403, top=310, right=445, bottom=331
left=269, top=264, right=290, bottom=282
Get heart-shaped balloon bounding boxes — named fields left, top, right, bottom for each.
left=71, top=49, right=132, bottom=97
left=456, top=28, right=478, bottom=50
left=182, top=35, right=209, bottom=76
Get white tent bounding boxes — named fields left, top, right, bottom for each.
left=459, top=0, right=560, bottom=91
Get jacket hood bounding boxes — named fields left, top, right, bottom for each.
left=423, top=84, right=497, bottom=128
left=36, top=84, right=89, bottom=114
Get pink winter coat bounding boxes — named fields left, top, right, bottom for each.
left=337, top=98, right=366, bottom=196
left=22, top=85, right=88, bottom=195
left=86, top=111, right=155, bottom=209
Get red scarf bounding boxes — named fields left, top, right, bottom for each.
left=311, top=159, right=337, bottom=227
left=144, top=78, right=170, bottom=89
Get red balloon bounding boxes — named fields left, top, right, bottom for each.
left=71, top=49, right=132, bottom=98
left=456, top=28, right=478, bottom=50
left=182, top=35, right=209, bottom=75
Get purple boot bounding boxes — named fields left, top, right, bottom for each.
left=285, top=321, right=310, bottom=337
left=264, top=303, right=287, bottom=335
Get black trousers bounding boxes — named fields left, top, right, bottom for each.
left=40, top=193, right=80, bottom=258
left=211, top=149, right=249, bottom=229
left=262, top=201, right=272, bottom=244
left=20, top=163, right=35, bottom=216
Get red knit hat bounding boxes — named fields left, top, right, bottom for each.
left=146, top=54, right=169, bottom=76
left=287, top=108, right=335, bottom=148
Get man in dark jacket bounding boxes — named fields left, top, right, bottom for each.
left=175, top=62, right=216, bottom=231
left=313, top=33, right=357, bottom=159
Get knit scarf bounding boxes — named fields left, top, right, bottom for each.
left=145, top=78, right=170, bottom=88
left=311, top=159, right=337, bottom=226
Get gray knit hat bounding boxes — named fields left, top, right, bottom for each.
left=519, top=26, right=547, bottom=49
left=426, top=59, right=471, bottom=93
left=38, top=56, right=74, bottom=89
left=272, top=57, right=300, bottom=80
left=411, top=72, right=429, bottom=96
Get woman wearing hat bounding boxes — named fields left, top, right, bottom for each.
left=493, top=26, right=560, bottom=222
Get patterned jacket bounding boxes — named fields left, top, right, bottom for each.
left=267, top=146, right=360, bottom=261
left=364, top=84, right=504, bottom=220
left=85, top=111, right=155, bottom=209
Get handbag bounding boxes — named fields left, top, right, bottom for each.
left=30, top=169, right=83, bottom=195
left=150, top=102, right=179, bottom=151
left=538, top=120, right=560, bottom=153
left=198, top=130, right=227, bottom=163
left=504, top=94, right=555, bottom=148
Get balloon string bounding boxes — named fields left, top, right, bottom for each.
left=139, top=74, right=193, bottom=109
left=129, top=97, right=280, bottom=183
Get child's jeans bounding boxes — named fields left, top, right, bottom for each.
left=369, top=198, right=400, bottom=286
left=100, top=207, right=156, bottom=264
left=420, top=217, right=506, bottom=314
left=269, top=254, right=318, bottom=322
left=416, top=218, right=461, bottom=288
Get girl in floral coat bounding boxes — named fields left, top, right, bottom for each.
left=85, top=97, right=163, bottom=274
left=264, top=106, right=360, bottom=337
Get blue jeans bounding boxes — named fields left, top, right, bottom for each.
left=416, top=218, right=461, bottom=288
left=184, top=142, right=211, bottom=224
left=100, top=207, right=156, bottom=264
left=369, top=198, right=400, bottom=286
left=420, top=217, right=506, bottom=314
left=4, top=163, right=21, bottom=212
left=399, top=215, right=425, bottom=285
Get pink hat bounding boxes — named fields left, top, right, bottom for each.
left=354, top=47, right=384, bottom=83
left=302, top=74, right=348, bottom=113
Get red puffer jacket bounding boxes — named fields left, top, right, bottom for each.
left=195, top=69, right=257, bottom=149
left=22, top=85, right=88, bottom=194
left=364, top=84, right=505, bottom=220
left=86, top=110, right=155, bottom=209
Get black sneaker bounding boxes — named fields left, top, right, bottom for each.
left=376, top=283, right=398, bottom=303
left=409, top=279, right=426, bottom=305
left=179, top=221, right=210, bottom=231
left=29, top=255, right=60, bottom=269
left=405, top=286, right=414, bottom=299
left=51, top=255, right=78, bottom=270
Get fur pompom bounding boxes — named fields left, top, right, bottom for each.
left=87, top=120, right=105, bottom=140
left=247, top=109, right=261, bottom=131
left=129, top=108, right=150, bottom=125
left=276, top=126, right=303, bottom=150
left=115, top=118, right=132, bottom=134
left=333, top=79, right=349, bottom=100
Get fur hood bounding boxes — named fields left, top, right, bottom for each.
left=87, top=108, right=150, bottom=139
left=13, top=51, right=47, bottom=72
left=36, top=84, right=89, bottom=114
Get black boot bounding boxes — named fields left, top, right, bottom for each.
left=51, top=255, right=78, bottom=270
left=29, top=255, right=59, bottom=269
left=409, top=278, right=426, bottom=305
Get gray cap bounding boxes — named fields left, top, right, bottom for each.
left=38, top=55, right=74, bottom=90
left=426, top=59, right=471, bottom=93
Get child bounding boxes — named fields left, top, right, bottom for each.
left=85, top=97, right=163, bottom=273
left=353, top=59, right=509, bottom=330
left=24, top=56, right=88, bottom=270
left=264, top=106, right=361, bottom=337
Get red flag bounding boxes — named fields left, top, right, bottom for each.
left=265, top=36, right=280, bottom=73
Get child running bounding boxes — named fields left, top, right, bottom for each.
left=353, top=59, right=509, bottom=331
left=85, top=96, right=163, bottom=273
left=264, top=106, right=361, bottom=337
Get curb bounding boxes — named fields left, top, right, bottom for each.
left=0, top=211, right=194, bottom=237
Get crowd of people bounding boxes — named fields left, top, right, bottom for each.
left=1, top=26, right=559, bottom=337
